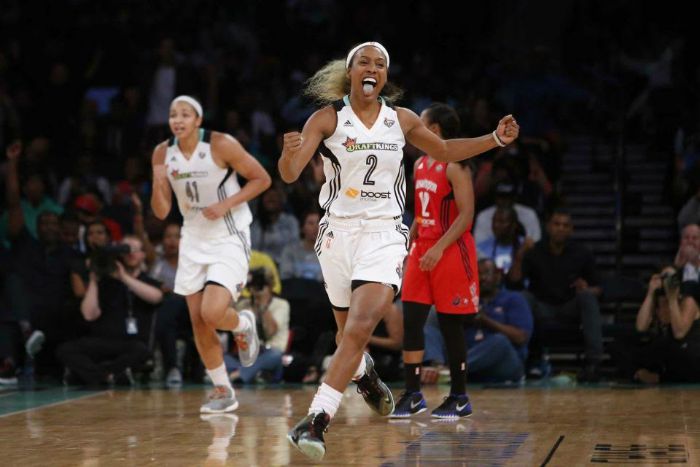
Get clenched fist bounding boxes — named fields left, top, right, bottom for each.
left=282, top=131, right=303, bottom=158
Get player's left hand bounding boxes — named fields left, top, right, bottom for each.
left=419, top=245, right=444, bottom=271
left=495, top=114, right=520, bottom=145
left=203, top=201, right=229, bottom=220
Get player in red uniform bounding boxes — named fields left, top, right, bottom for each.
left=392, top=103, right=511, bottom=418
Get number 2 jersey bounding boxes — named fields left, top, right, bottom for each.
left=318, top=96, right=406, bottom=220
left=165, top=129, right=252, bottom=241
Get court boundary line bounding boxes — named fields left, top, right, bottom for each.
left=0, top=390, right=108, bottom=418
left=540, top=435, right=565, bottom=466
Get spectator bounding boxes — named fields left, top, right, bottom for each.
left=57, top=235, right=163, bottom=387
left=250, top=184, right=300, bottom=265
left=473, top=181, right=541, bottom=246
left=663, top=278, right=700, bottom=382
left=57, top=155, right=112, bottom=207
left=610, top=266, right=677, bottom=384
left=225, top=267, right=290, bottom=384
left=423, top=259, right=533, bottom=383
left=673, top=223, right=700, bottom=281
left=59, top=211, right=81, bottom=253
left=509, top=207, right=604, bottom=382
left=4, top=143, right=77, bottom=381
left=150, top=222, right=193, bottom=387
left=0, top=141, right=63, bottom=242
left=279, top=210, right=323, bottom=282
left=73, top=192, right=123, bottom=250
left=476, top=205, right=531, bottom=275
left=69, top=220, right=112, bottom=299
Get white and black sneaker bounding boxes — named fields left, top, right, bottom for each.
left=354, top=353, right=395, bottom=416
left=234, top=309, right=260, bottom=367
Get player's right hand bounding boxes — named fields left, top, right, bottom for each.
left=282, top=131, right=303, bottom=156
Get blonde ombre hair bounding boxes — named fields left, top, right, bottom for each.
left=303, top=59, right=404, bottom=106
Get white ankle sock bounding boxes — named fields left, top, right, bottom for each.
left=233, top=310, right=251, bottom=333
left=206, top=363, right=234, bottom=392
left=308, top=383, right=343, bottom=418
left=352, top=353, right=367, bottom=380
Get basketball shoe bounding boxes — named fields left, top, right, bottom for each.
left=431, top=394, right=472, bottom=419
left=287, top=411, right=331, bottom=461
left=390, top=391, right=427, bottom=417
left=200, top=385, right=239, bottom=414
left=354, top=352, right=395, bottom=416
left=234, top=310, right=259, bottom=367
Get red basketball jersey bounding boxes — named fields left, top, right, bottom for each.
left=413, top=156, right=471, bottom=241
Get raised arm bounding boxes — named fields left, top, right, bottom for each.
left=150, top=143, right=172, bottom=220
left=398, top=107, right=519, bottom=163
left=278, top=106, right=336, bottom=183
left=201, top=132, right=271, bottom=221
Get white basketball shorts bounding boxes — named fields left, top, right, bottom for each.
left=174, top=227, right=250, bottom=301
left=315, top=216, right=409, bottom=309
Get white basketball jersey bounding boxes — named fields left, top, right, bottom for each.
left=165, top=129, right=252, bottom=241
left=318, top=96, right=406, bottom=219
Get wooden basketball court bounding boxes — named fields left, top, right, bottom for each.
left=1, top=383, right=698, bottom=465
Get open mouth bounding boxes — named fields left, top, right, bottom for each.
left=362, top=77, right=377, bottom=94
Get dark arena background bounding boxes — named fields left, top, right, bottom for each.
left=1, top=1, right=699, bottom=465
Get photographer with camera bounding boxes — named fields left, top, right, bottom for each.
left=224, top=267, right=289, bottom=384
left=610, top=266, right=700, bottom=383
left=56, top=235, right=163, bottom=386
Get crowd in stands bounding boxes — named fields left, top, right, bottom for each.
left=1, top=1, right=699, bottom=388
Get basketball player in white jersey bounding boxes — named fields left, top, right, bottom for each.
left=280, top=42, right=519, bottom=460
left=151, top=96, right=271, bottom=413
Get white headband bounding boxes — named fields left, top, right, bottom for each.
left=171, top=95, right=203, bottom=117
left=345, top=41, right=390, bottom=69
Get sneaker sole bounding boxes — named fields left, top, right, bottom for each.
left=375, top=380, right=395, bottom=416
left=200, top=399, right=239, bottom=414
left=431, top=412, right=472, bottom=419
left=388, top=407, right=427, bottom=418
left=238, top=310, right=260, bottom=367
left=287, top=433, right=325, bottom=461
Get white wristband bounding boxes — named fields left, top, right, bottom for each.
left=492, top=130, right=506, bottom=147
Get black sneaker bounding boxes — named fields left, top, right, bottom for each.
left=390, top=391, right=427, bottom=418
left=354, top=353, right=395, bottom=416
left=287, top=411, right=331, bottom=461
left=431, top=394, right=472, bottom=419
